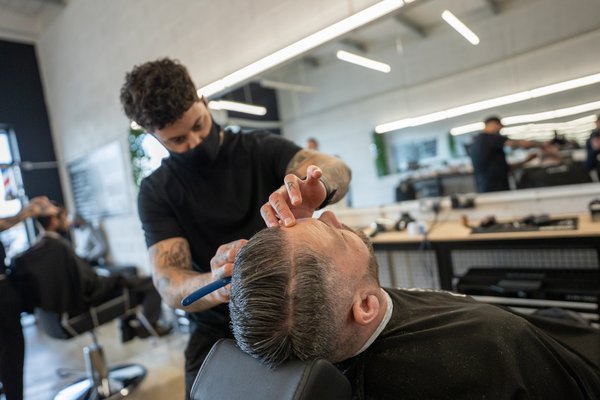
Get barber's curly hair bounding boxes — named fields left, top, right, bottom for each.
left=120, top=58, right=199, bottom=131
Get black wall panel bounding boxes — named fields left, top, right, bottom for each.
left=0, top=39, right=63, bottom=203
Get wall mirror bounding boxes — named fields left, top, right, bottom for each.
left=211, top=0, right=600, bottom=207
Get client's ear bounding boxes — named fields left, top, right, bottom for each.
left=351, top=290, right=381, bottom=326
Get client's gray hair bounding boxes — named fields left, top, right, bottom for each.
left=229, top=227, right=343, bottom=368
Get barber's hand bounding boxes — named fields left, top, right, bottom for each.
left=260, top=165, right=327, bottom=228
left=524, top=152, right=538, bottom=163
left=592, top=137, right=600, bottom=151
left=209, top=239, right=247, bottom=303
left=26, top=196, right=59, bottom=217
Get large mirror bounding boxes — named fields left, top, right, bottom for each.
left=210, top=0, right=600, bottom=208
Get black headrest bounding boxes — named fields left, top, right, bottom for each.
left=190, top=339, right=352, bottom=400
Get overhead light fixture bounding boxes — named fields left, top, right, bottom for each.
left=208, top=100, right=267, bottom=116
left=501, top=115, right=597, bottom=137
left=376, top=72, right=600, bottom=134
left=450, top=100, right=600, bottom=135
left=259, top=79, right=317, bottom=93
left=450, top=122, right=484, bottom=136
left=502, top=100, right=600, bottom=125
left=198, top=0, right=409, bottom=98
left=336, top=50, right=391, bottom=73
left=441, top=10, right=480, bottom=45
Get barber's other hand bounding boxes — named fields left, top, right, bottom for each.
left=524, top=152, right=538, bottom=163
left=209, top=239, right=247, bottom=303
left=591, top=137, right=600, bottom=151
left=260, top=165, right=327, bottom=228
left=26, top=196, right=59, bottom=217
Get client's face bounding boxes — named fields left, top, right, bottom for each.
left=283, top=211, right=378, bottom=283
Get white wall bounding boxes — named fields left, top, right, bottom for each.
left=33, top=0, right=382, bottom=271
left=275, top=0, right=600, bottom=207
left=29, top=0, right=600, bottom=270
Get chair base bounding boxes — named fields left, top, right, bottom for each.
left=54, top=364, right=146, bottom=400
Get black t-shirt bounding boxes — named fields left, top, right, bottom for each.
left=470, top=132, right=510, bottom=192
left=337, top=288, right=600, bottom=400
left=138, top=129, right=301, bottom=329
left=585, top=129, right=600, bottom=173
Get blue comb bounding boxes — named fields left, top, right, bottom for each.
left=181, top=276, right=232, bottom=307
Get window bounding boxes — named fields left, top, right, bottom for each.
left=0, top=128, right=33, bottom=261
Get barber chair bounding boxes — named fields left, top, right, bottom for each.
left=12, top=239, right=151, bottom=399
left=190, top=339, right=352, bottom=400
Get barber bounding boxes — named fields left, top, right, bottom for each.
left=120, top=58, right=351, bottom=399
left=0, top=196, right=58, bottom=400
left=585, top=114, right=600, bottom=178
left=470, top=116, right=537, bottom=192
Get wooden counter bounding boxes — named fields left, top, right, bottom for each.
left=369, top=213, right=600, bottom=293
left=371, top=213, right=600, bottom=244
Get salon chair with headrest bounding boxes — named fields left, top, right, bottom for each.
left=12, top=238, right=150, bottom=400
left=190, top=339, right=352, bottom=400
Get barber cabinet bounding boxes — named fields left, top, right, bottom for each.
left=516, top=162, right=592, bottom=189
left=456, top=268, right=600, bottom=326
left=371, top=217, right=600, bottom=328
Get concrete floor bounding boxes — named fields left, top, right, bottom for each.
left=22, top=316, right=186, bottom=400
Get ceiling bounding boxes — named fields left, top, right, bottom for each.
left=293, top=0, right=509, bottom=68
left=0, top=0, right=66, bottom=42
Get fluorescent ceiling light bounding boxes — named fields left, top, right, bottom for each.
left=502, top=100, right=600, bottom=125
left=208, top=100, right=267, bottom=116
left=450, top=100, right=600, bottom=135
left=450, top=122, right=484, bottom=136
left=441, top=10, right=480, bottom=45
left=259, top=79, right=317, bottom=93
left=198, top=0, right=408, bottom=98
left=336, top=50, right=391, bottom=73
left=376, top=72, right=600, bottom=134
left=501, top=115, right=597, bottom=137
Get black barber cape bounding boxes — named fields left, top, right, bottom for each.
left=138, top=129, right=300, bottom=331
left=336, top=288, right=600, bottom=400
left=13, top=235, right=122, bottom=315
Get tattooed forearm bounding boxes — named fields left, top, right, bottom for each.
left=286, top=149, right=352, bottom=203
left=321, top=162, right=352, bottom=204
left=151, top=239, right=193, bottom=270
left=156, top=276, right=171, bottom=292
left=149, top=238, right=214, bottom=310
left=165, top=240, right=192, bottom=269
left=287, top=151, right=309, bottom=172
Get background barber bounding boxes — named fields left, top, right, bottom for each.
left=120, top=58, right=351, bottom=399
left=585, top=114, right=600, bottom=178
left=470, top=116, right=538, bottom=192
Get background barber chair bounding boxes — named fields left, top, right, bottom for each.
left=191, top=339, right=351, bottom=400
left=35, top=296, right=148, bottom=400
left=12, top=241, right=150, bottom=400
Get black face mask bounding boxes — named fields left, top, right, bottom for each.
left=169, top=119, right=221, bottom=168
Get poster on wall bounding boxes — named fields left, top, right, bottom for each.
left=68, top=141, right=130, bottom=221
